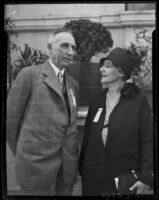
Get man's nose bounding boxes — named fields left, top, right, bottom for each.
left=68, top=46, right=75, bottom=55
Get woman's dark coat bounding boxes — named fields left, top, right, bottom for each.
left=79, top=89, right=153, bottom=187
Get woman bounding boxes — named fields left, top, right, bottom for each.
left=79, top=47, right=153, bottom=196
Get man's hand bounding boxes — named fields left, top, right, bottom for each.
left=129, top=181, right=151, bottom=194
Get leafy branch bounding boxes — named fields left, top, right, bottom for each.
left=64, top=19, right=113, bottom=62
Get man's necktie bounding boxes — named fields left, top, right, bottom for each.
left=57, top=72, right=70, bottom=119
left=57, top=72, right=66, bottom=95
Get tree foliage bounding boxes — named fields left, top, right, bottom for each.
left=125, top=28, right=152, bottom=88
left=12, top=44, right=48, bottom=79
left=64, top=19, right=113, bottom=62
left=5, top=17, right=18, bottom=90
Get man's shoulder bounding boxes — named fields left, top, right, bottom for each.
left=18, top=63, right=44, bottom=80
left=22, top=64, right=43, bottom=73
left=66, top=73, right=79, bottom=88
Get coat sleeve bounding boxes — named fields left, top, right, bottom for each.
left=138, top=94, right=153, bottom=188
left=7, top=68, right=31, bottom=155
left=78, top=100, right=94, bottom=176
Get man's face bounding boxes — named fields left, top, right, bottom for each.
left=50, top=32, right=76, bottom=70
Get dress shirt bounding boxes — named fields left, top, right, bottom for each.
left=49, top=59, right=65, bottom=81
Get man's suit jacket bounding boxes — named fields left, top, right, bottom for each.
left=7, top=60, right=79, bottom=192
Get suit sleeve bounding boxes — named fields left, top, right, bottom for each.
left=138, top=95, right=153, bottom=188
left=7, top=68, right=31, bottom=155
left=79, top=100, right=94, bottom=176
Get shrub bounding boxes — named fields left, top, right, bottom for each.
left=64, top=18, right=113, bottom=62
left=125, top=28, right=152, bottom=88
left=12, top=44, right=48, bottom=79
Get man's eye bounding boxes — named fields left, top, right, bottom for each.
left=72, top=46, right=76, bottom=51
left=61, top=43, right=69, bottom=48
left=61, top=43, right=76, bottom=51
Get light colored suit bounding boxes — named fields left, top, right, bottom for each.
left=7, top=60, right=79, bottom=193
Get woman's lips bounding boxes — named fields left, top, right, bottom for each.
left=102, top=75, right=107, bottom=77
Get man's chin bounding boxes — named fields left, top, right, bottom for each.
left=62, top=61, right=72, bottom=67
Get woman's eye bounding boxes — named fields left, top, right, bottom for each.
left=104, top=64, right=112, bottom=68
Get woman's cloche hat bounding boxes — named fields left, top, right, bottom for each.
left=100, top=47, right=141, bottom=79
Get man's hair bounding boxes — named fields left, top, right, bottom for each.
left=47, top=27, right=73, bottom=50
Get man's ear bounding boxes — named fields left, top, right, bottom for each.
left=47, top=43, right=51, bottom=50
left=47, top=33, right=54, bottom=52
left=47, top=43, right=53, bottom=55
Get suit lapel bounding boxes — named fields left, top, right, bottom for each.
left=42, top=61, right=76, bottom=122
left=65, top=73, right=76, bottom=122
left=97, top=90, right=107, bottom=148
left=42, top=60, right=65, bottom=101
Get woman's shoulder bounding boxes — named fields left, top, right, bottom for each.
left=120, top=82, right=148, bottom=102
left=136, top=89, right=148, bottom=101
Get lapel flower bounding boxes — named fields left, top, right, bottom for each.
left=70, top=88, right=76, bottom=107
left=120, top=81, right=141, bottom=100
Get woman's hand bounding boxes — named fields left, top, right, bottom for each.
left=129, top=181, right=151, bottom=194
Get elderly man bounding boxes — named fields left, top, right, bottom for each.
left=7, top=28, right=79, bottom=196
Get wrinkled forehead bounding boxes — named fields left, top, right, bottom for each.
left=104, top=59, right=113, bottom=64
left=103, top=59, right=120, bottom=68
left=54, top=32, right=76, bottom=46
left=100, top=59, right=113, bottom=67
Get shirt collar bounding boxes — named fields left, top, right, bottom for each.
left=49, top=59, right=65, bottom=77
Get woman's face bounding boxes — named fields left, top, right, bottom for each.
left=100, top=59, right=124, bottom=85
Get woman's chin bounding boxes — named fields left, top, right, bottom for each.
left=101, top=82, right=108, bottom=89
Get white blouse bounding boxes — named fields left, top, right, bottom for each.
left=102, top=93, right=121, bottom=146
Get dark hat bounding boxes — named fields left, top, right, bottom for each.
left=101, top=47, right=141, bottom=78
